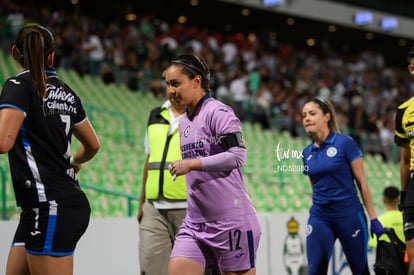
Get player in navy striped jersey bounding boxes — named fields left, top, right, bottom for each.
left=2, top=24, right=100, bottom=275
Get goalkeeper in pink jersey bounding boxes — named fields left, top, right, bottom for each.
left=165, top=54, right=261, bottom=275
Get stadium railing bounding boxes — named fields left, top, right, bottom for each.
left=80, top=182, right=139, bottom=217
left=84, top=103, right=131, bottom=144
left=1, top=172, right=140, bottom=220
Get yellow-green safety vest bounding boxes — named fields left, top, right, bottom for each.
left=145, top=107, right=186, bottom=200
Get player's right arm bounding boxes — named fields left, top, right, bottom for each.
left=0, top=108, right=24, bottom=154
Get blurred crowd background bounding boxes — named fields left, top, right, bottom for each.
left=1, top=0, right=414, bottom=164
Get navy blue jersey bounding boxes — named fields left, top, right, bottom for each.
left=302, top=131, right=364, bottom=217
left=0, top=68, right=86, bottom=208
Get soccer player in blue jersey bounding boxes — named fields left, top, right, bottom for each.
left=2, top=24, right=100, bottom=275
left=164, top=54, right=261, bottom=275
left=301, top=98, right=384, bottom=275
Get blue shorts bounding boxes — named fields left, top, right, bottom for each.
left=170, top=213, right=261, bottom=272
left=12, top=193, right=90, bottom=256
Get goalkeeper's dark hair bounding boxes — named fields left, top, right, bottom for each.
left=171, top=54, right=211, bottom=93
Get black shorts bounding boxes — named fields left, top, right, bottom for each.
left=12, top=192, right=91, bottom=256
left=404, top=173, right=414, bottom=240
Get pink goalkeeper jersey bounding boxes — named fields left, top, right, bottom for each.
left=179, top=95, right=256, bottom=223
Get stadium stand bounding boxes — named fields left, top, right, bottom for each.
left=0, top=48, right=400, bottom=218
left=0, top=0, right=409, bottom=219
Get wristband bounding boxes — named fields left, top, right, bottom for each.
left=70, top=156, right=81, bottom=167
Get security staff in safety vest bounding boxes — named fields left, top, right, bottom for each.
left=137, top=91, right=187, bottom=275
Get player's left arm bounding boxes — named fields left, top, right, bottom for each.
left=351, top=157, right=377, bottom=220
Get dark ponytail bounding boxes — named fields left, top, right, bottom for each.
left=15, top=25, right=55, bottom=98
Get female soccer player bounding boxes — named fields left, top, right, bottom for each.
left=2, top=24, right=100, bottom=275
left=165, top=54, right=261, bottom=275
left=301, top=98, right=383, bottom=275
